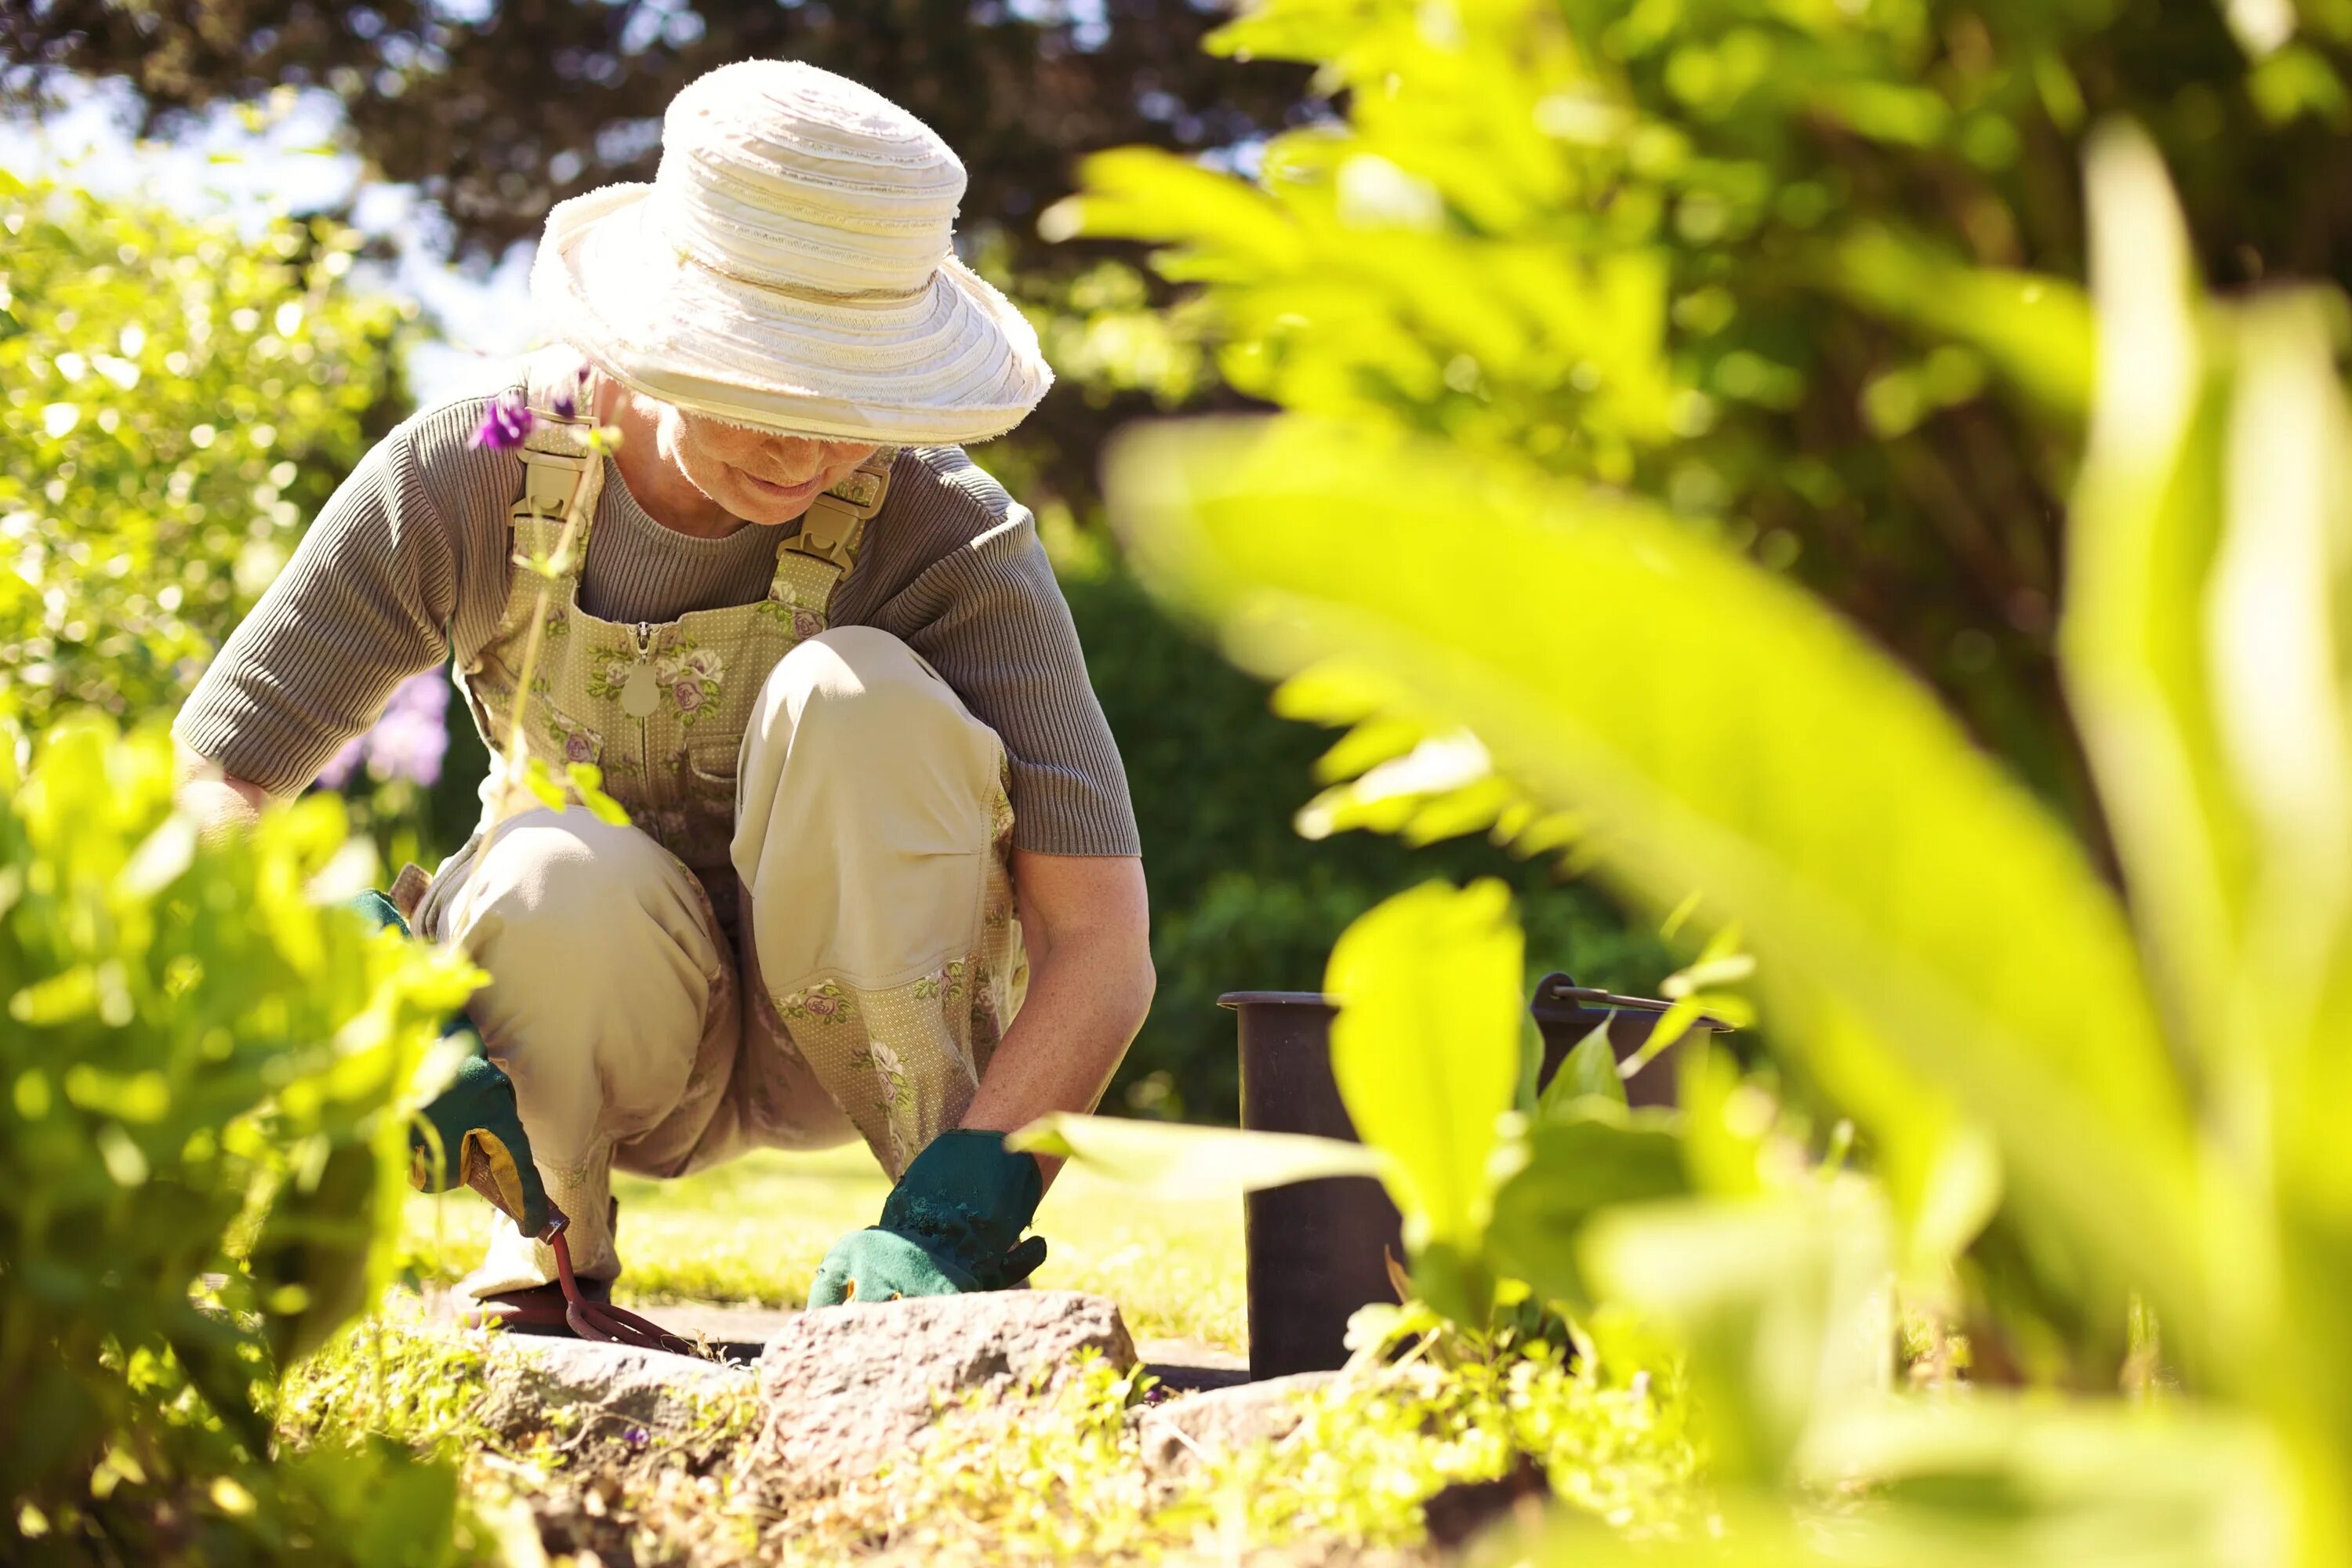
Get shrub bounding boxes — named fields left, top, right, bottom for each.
left=0, top=716, right=488, bottom=1565
left=1025, top=0, right=2352, bottom=1557
left=0, top=172, right=408, bottom=731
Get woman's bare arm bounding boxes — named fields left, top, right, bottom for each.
left=174, top=739, right=276, bottom=840
left=960, top=848, right=1155, bottom=1189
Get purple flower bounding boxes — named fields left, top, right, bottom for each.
left=673, top=680, right=704, bottom=712
left=316, top=735, right=365, bottom=789
left=791, top=609, right=822, bottom=640
left=315, top=672, right=449, bottom=791
left=562, top=728, right=597, bottom=765
left=364, top=673, right=451, bottom=787
left=469, top=390, right=535, bottom=451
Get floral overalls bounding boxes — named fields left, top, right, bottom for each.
left=424, top=398, right=1025, bottom=1183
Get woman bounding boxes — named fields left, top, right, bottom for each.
left=172, top=60, right=1153, bottom=1326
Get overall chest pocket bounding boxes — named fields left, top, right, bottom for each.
left=684, top=739, right=746, bottom=823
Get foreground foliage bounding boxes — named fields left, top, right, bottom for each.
left=276, top=1302, right=1697, bottom=1566
left=0, top=719, right=488, bottom=1565
left=1040, top=124, right=2352, bottom=1568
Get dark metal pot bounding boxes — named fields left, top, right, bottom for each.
left=1224, top=973, right=1730, bottom=1381
left=1526, top=971, right=1729, bottom=1110
left=1222, top=990, right=1403, bottom=1382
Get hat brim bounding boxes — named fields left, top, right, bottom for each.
left=532, top=184, right=1053, bottom=446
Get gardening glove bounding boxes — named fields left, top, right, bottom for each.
left=808, top=1129, right=1047, bottom=1305
left=347, top=891, right=550, bottom=1236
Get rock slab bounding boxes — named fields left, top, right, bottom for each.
left=480, top=1336, right=753, bottom=1442
left=1137, top=1370, right=1337, bottom=1479
left=747, top=1290, right=1136, bottom=1497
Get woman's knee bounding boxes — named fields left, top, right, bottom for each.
left=751, top=626, right=989, bottom=775
left=441, top=811, right=722, bottom=1136
left=450, top=809, right=700, bottom=953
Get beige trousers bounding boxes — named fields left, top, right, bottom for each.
left=418, top=627, right=1025, bottom=1296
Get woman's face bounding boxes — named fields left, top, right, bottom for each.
left=653, top=403, right=878, bottom=527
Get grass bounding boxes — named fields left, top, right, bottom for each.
left=399, top=1142, right=1248, bottom=1348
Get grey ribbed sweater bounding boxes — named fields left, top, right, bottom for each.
left=172, top=382, right=1141, bottom=858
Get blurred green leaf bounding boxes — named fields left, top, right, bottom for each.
left=1487, top=1108, right=1686, bottom=1309
left=1011, top=1111, right=1388, bottom=1198
left=1582, top=1187, right=1892, bottom=1489
left=1539, top=1022, right=1625, bottom=1116
left=1105, top=413, right=2202, bottom=1336
left=1324, top=879, right=1523, bottom=1255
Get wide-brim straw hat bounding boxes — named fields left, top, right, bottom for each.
left=531, top=60, right=1052, bottom=446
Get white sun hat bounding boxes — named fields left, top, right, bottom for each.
left=530, top=60, right=1052, bottom=446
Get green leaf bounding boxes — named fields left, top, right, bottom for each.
left=1045, top=146, right=1306, bottom=276
left=565, top=762, right=632, bottom=826
left=520, top=762, right=568, bottom=812
left=1486, top=1108, right=1686, bottom=1308
left=1102, top=412, right=2202, bottom=1338
left=1832, top=227, right=2094, bottom=423
left=1795, top=1394, right=2293, bottom=1566
left=1323, top=879, right=1523, bottom=1251
left=1581, top=1188, right=1892, bottom=1488
left=1538, top=1022, right=1624, bottom=1117
left=2060, top=125, right=2352, bottom=1403
left=1009, top=1112, right=1388, bottom=1200
left=2059, top=124, right=2253, bottom=1111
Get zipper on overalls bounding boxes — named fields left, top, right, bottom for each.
left=621, top=621, right=659, bottom=787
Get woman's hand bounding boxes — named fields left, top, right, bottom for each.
left=807, top=853, right=1152, bottom=1305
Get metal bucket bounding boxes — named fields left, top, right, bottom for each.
left=1221, top=990, right=1404, bottom=1381
left=1526, top=971, right=1728, bottom=1110
left=1224, top=973, right=1730, bottom=1381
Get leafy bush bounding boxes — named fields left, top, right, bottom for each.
left=1030, top=118, right=2352, bottom=1566
left=0, top=717, right=489, bottom=1565
left=0, top=172, right=408, bottom=731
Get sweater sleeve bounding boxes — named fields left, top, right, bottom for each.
left=171, top=422, right=463, bottom=797
left=877, top=477, right=1141, bottom=858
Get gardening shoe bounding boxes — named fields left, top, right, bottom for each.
left=463, top=1276, right=613, bottom=1338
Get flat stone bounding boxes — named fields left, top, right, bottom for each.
left=480, top=1335, right=753, bottom=1443
left=1137, top=1371, right=1338, bottom=1479
left=746, top=1290, right=1136, bottom=1497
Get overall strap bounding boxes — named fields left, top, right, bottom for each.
left=771, top=446, right=898, bottom=618
left=509, top=409, right=604, bottom=585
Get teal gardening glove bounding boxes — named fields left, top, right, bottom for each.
left=808, top=1130, right=1048, bottom=1304
left=348, top=891, right=550, bottom=1236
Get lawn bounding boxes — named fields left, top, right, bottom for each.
left=400, top=1143, right=1249, bottom=1349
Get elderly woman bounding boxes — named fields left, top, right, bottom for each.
left=172, top=60, right=1152, bottom=1324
